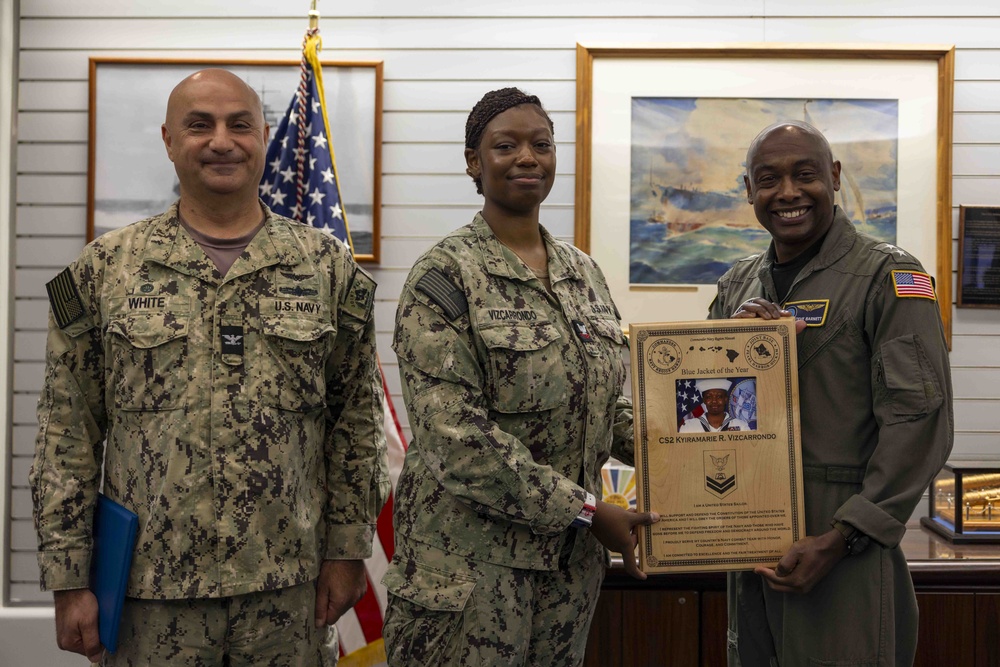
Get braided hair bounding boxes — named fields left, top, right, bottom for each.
left=464, top=87, right=554, bottom=194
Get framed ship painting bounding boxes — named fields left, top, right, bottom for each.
left=575, top=44, right=954, bottom=342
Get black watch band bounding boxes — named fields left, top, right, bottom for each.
left=831, top=520, right=870, bottom=556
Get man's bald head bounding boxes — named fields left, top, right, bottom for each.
left=745, top=120, right=834, bottom=177
left=165, top=69, right=264, bottom=125
left=161, top=68, right=270, bottom=209
left=742, top=119, right=842, bottom=262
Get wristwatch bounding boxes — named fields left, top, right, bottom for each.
left=831, top=520, right=871, bottom=556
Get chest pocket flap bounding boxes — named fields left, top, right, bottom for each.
left=261, top=313, right=336, bottom=412
left=589, top=316, right=627, bottom=347
left=477, top=318, right=567, bottom=413
left=106, top=298, right=191, bottom=411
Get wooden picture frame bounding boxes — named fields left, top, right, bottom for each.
left=575, top=43, right=955, bottom=342
left=87, top=57, right=383, bottom=263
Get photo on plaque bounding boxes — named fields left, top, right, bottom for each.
left=676, top=377, right=757, bottom=432
left=630, top=320, right=805, bottom=574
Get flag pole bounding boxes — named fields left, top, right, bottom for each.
left=309, top=0, right=319, bottom=31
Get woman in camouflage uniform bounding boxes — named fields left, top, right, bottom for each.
left=381, top=88, right=659, bottom=667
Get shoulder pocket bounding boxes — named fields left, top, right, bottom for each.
left=478, top=319, right=567, bottom=413
left=877, top=333, right=943, bottom=424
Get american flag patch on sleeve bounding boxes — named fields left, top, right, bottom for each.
left=891, top=270, right=936, bottom=301
left=45, top=267, right=86, bottom=329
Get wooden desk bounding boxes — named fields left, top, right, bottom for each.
left=586, top=521, right=1000, bottom=667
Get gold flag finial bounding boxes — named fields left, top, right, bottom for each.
left=309, top=0, right=319, bottom=30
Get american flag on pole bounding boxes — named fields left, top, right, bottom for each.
left=259, top=28, right=351, bottom=244
left=259, top=24, right=405, bottom=667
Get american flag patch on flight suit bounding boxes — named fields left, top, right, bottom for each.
left=891, top=270, right=936, bottom=300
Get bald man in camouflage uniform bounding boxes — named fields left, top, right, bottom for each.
left=30, top=69, right=388, bottom=666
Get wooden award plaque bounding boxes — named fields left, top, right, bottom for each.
left=630, top=319, right=805, bottom=573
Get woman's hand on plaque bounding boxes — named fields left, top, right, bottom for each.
left=590, top=500, right=660, bottom=580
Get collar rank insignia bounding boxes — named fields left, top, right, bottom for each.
left=783, top=299, right=830, bottom=327
left=874, top=243, right=909, bottom=258
left=221, top=325, right=244, bottom=356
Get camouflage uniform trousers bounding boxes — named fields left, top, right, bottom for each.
left=383, top=536, right=605, bottom=667
left=103, top=580, right=337, bottom=667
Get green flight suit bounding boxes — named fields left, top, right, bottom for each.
left=710, top=209, right=953, bottom=666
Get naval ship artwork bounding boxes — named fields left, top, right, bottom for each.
left=629, top=97, right=900, bottom=286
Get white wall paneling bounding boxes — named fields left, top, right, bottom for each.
left=17, top=111, right=87, bottom=142
left=20, top=0, right=766, bottom=19
left=15, top=144, right=87, bottom=174
left=953, top=177, right=1000, bottom=204
left=19, top=18, right=766, bottom=50
left=954, top=113, right=1000, bottom=143
left=15, top=206, right=87, bottom=237
left=762, top=18, right=1000, bottom=46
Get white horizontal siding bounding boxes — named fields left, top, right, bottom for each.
left=19, top=48, right=580, bottom=81
left=16, top=205, right=87, bottom=237
left=20, top=0, right=765, bottom=19
left=953, top=145, right=1000, bottom=175
left=19, top=18, right=767, bottom=50
left=952, top=177, right=1000, bottom=204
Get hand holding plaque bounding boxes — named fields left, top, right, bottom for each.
left=630, top=318, right=805, bottom=573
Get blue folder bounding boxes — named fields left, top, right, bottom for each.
left=89, top=494, right=138, bottom=654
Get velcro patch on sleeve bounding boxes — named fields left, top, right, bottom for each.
left=45, top=267, right=87, bottom=329
left=891, top=270, right=936, bottom=301
left=343, top=266, right=377, bottom=321
left=415, top=267, right=468, bottom=321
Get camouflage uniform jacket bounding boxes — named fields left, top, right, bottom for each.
left=31, top=203, right=389, bottom=599
left=392, top=213, right=632, bottom=570
left=711, top=208, right=953, bottom=664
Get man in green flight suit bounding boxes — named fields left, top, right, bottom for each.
left=30, top=69, right=389, bottom=666
left=710, top=120, right=953, bottom=666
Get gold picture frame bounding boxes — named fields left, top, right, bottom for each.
left=87, top=57, right=383, bottom=263
left=575, top=43, right=955, bottom=343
